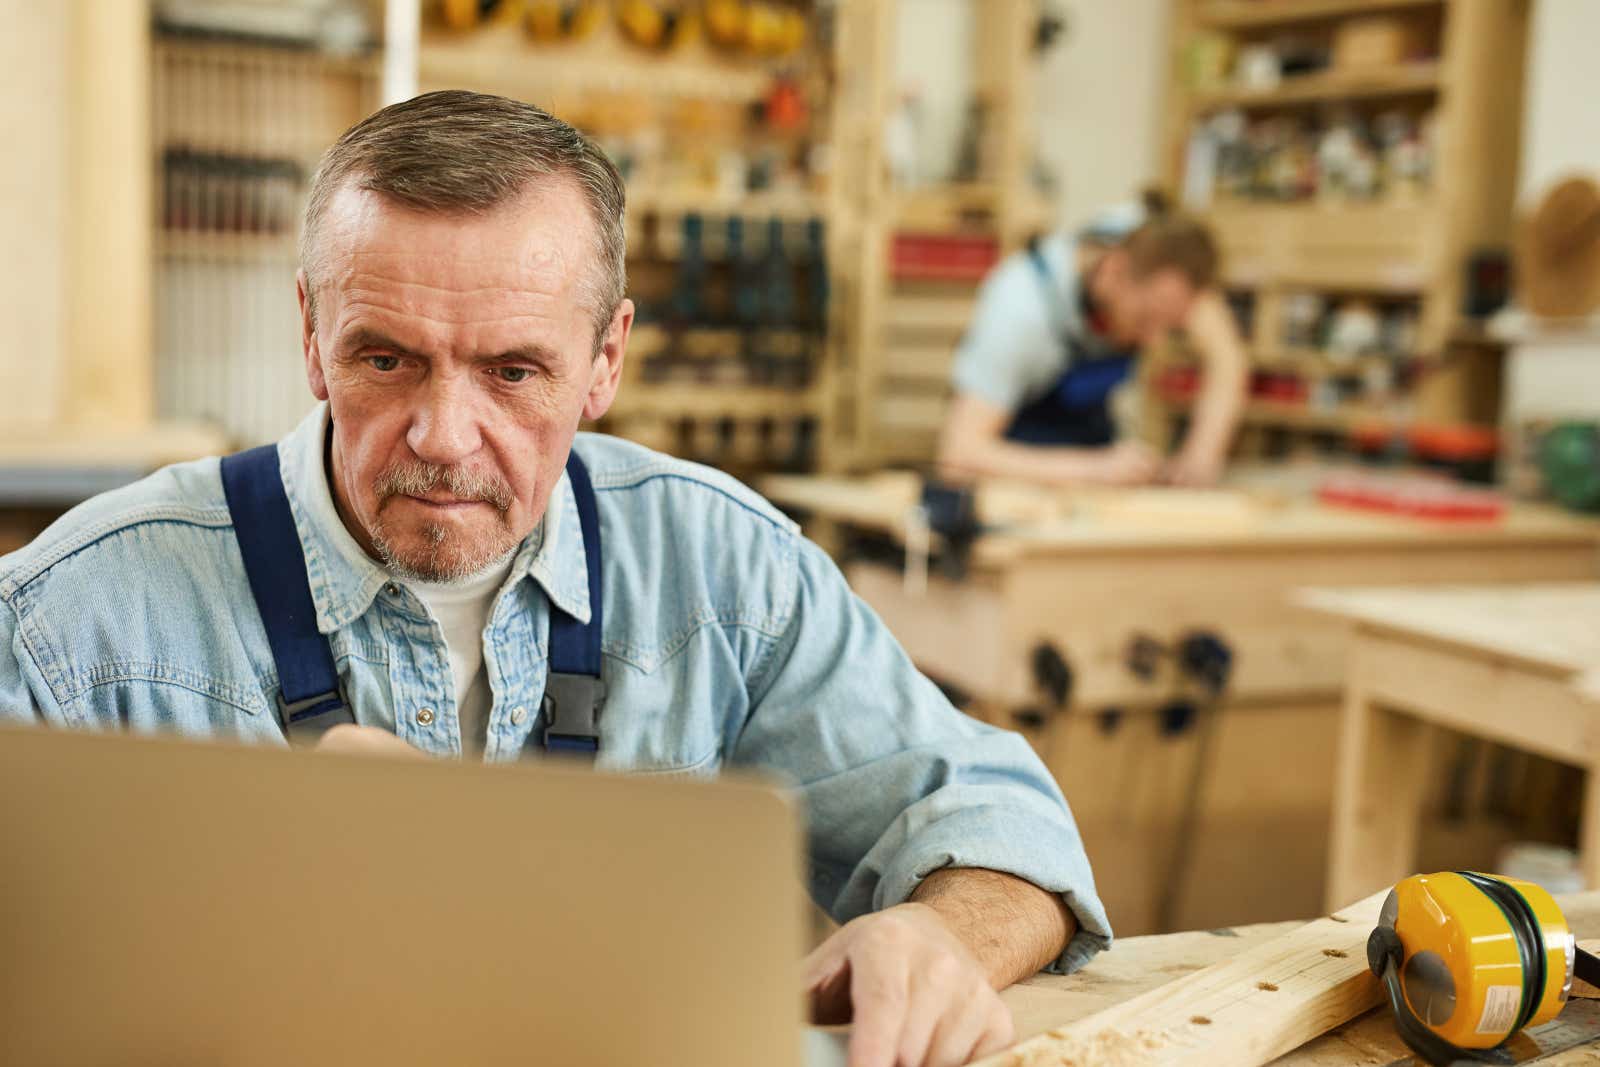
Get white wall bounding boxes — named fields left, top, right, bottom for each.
left=1518, top=0, right=1600, bottom=204
left=1035, top=0, right=1171, bottom=231
left=892, top=0, right=1171, bottom=230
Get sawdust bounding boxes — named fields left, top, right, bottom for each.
left=998, top=1027, right=1165, bottom=1067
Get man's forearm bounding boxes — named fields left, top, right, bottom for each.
left=1182, top=357, right=1244, bottom=470
left=939, top=440, right=1094, bottom=487
left=909, top=867, right=1077, bottom=988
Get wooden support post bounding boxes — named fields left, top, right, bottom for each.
left=1580, top=767, right=1600, bottom=894
left=63, top=0, right=153, bottom=429
left=1326, top=636, right=1434, bottom=911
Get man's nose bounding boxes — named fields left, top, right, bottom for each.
left=405, top=373, right=483, bottom=466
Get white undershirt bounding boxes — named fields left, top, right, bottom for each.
left=407, top=559, right=516, bottom=757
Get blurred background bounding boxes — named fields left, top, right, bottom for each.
left=5, top=0, right=1600, bottom=936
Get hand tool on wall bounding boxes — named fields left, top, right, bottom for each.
left=525, top=0, right=602, bottom=40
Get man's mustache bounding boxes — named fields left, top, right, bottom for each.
left=373, top=461, right=514, bottom=511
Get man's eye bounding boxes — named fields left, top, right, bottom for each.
left=496, top=366, right=533, bottom=383
left=369, top=355, right=401, bottom=372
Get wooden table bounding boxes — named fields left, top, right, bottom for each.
left=1303, top=584, right=1600, bottom=910
left=994, top=890, right=1600, bottom=1066
left=762, top=470, right=1600, bottom=935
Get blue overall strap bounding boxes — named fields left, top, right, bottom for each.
left=219, top=445, right=353, bottom=742
left=538, top=450, right=605, bottom=758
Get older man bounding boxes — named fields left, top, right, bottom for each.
left=0, top=91, right=1108, bottom=1067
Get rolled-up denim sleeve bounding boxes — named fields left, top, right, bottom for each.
left=736, top=535, right=1111, bottom=973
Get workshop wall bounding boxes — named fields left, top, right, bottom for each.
left=1519, top=0, right=1600, bottom=204
left=893, top=0, right=1172, bottom=229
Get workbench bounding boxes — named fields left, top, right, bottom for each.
left=992, top=890, right=1600, bottom=1066
left=761, top=470, right=1600, bottom=935
left=1304, top=584, right=1600, bottom=911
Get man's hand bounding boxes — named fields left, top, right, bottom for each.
left=1085, top=441, right=1160, bottom=486
left=1164, top=448, right=1225, bottom=488
left=805, top=868, right=1076, bottom=1067
left=805, top=902, right=1013, bottom=1067
left=313, top=723, right=425, bottom=759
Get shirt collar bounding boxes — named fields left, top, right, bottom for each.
left=276, top=403, right=592, bottom=634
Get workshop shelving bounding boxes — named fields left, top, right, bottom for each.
left=1151, top=0, right=1528, bottom=456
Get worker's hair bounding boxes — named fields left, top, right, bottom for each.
left=298, top=89, right=627, bottom=349
left=1120, top=188, right=1220, bottom=290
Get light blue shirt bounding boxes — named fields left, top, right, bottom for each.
left=0, top=404, right=1111, bottom=970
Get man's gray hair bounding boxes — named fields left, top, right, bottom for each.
left=299, top=90, right=627, bottom=346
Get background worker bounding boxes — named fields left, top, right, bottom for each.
left=938, top=191, right=1248, bottom=488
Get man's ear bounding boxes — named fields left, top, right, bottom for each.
left=581, top=297, right=634, bottom=423
left=298, top=270, right=330, bottom=402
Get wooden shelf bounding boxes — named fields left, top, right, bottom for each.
left=1242, top=400, right=1368, bottom=431
left=1196, top=0, right=1444, bottom=31
left=628, top=187, right=827, bottom=224
left=1164, top=395, right=1386, bottom=432
left=608, top=385, right=826, bottom=421
left=420, top=35, right=775, bottom=104
left=1191, top=61, right=1442, bottom=110
left=153, top=35, right=381, bottom=80
left=157, top=230, right=297, bottom=262
left=1256, top=348, right=1397, bottom=377
left=0, top=421, right=229, bottom=470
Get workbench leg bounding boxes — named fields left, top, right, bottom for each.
left=1580, top=766, right=1600, bottom=892
left=1327, top=656, right=1434, bottom=910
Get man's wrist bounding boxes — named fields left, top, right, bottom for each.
left=910, top=867, right=1076, bottom=988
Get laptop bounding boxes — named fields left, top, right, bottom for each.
left=0, top=725, right=848, bottom=1066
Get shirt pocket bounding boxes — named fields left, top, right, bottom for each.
left=595, top=648, right=726, bottom=776
left=64, top=663, right=279, bottom=745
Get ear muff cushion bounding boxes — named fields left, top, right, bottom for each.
left=1458, top=871, right=1546, bottom=1039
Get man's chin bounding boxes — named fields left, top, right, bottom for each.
left=373, top=525, right=518, bottom=584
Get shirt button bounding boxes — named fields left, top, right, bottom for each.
left=511, top=705, right=528, bottom=726
left=385, top=583, right=400, bottom=597
left=416, top=707, right=435, bottom=727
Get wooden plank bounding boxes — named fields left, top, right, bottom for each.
left=1192, top=62, right=1441, bottom=111
left=975, top=891, right=1388, bottom=1067
left=0, top=423, right=227, bottom=471
left=1196, top=0, right=1444, bottom=31
left=884, top=293, right=979, bottom=335
left=1003, top=920, right=1304, bottom=1044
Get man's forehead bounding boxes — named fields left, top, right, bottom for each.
left=318, top=181, right=591, bottom=297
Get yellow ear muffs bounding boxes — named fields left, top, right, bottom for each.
left=1369, top=871, right=1592, bottom=1065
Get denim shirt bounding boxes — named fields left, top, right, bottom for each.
left=0, top=405, right=1111, bottom=970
